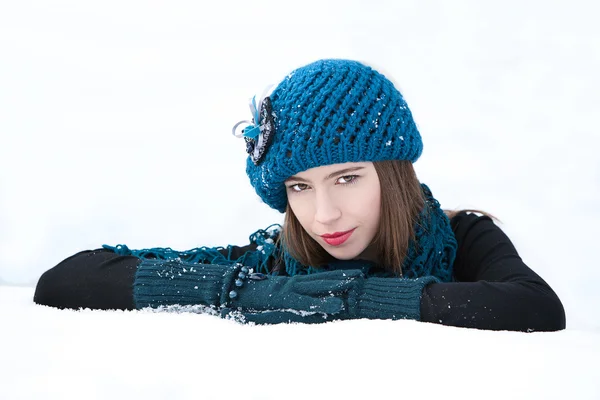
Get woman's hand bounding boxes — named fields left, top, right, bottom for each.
left=224, top=269, right=365, bottom=324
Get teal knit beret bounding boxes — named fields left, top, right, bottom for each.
left=240, top=59, right=423, bottom=213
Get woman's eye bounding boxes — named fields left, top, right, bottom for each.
left=337, top=175, right=358, bottom=185
left=289, top=183, right=308, bottom=192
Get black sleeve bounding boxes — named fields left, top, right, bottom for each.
left=420, top=212, right=566, bottom=331
left=34, top=249, right=139, bottom=310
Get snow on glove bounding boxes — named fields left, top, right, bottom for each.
left=134, top=260, right=238, bottom=310
left=134, top=260, right=362, bottom=322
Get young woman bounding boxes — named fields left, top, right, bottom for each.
left=33, top=59, right=566, bottom=331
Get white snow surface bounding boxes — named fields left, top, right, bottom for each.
left=2, top=286, right=599, bottom=400
left=1, top=0, right=600, bottom=398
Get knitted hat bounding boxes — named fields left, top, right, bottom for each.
left=235, top=59, right=423, bottom=213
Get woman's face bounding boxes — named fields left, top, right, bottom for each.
left=285, top=161, right=381, bottom=261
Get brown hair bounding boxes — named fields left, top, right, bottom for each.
left=279, top=160, right=496, bottom=276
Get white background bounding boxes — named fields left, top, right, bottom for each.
left=1, top=1, right=599, bottom=398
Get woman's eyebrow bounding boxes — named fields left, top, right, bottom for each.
left=286, top=166, right=365, bottom=183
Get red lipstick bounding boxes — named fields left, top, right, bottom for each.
left=320, top=229, right=356, bottom=246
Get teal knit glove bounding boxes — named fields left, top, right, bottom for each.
left=222, top=269, right=365, bottom=324
left=134, top=260, right=357, bottom=318
left=134, top=260, right=238, bottom=309
left=134, top=259, right=438, bottom=324
left=345, top=275, right=439, bottom=320
left=236, top=273, right=439, bottom=324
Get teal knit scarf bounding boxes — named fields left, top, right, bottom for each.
left=103, top=184, right=457, bottom=282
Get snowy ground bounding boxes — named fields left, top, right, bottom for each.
left=2, top=286, right=599, bottom=400
left=1, top=0, right=600, bottom=398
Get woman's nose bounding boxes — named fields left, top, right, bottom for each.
left=314, top=191, right=342, bottom=225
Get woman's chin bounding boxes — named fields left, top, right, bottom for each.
left=322, top=246, right=364, bottom=261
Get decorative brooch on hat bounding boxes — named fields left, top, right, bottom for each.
left=232, top=90, right=276, bottom=165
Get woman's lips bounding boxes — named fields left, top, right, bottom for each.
left=320, top=228, right=356, bottom=246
